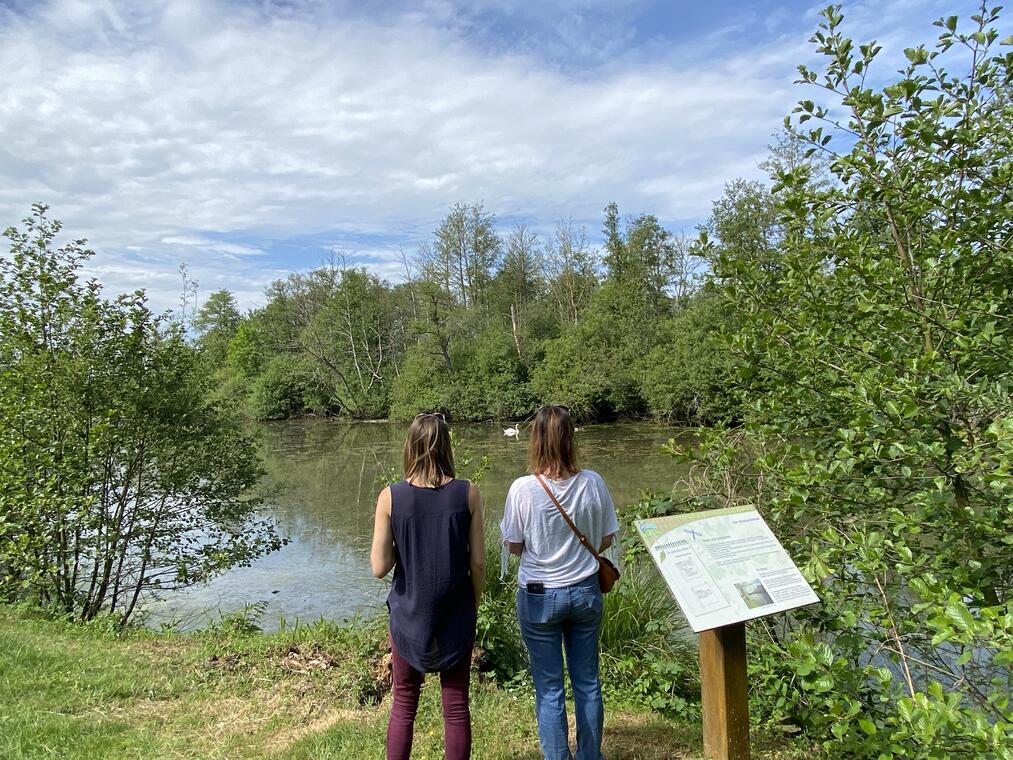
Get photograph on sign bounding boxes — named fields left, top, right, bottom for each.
left=635, top=506, right=819, bottom=632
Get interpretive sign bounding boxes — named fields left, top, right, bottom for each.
left=635, top=505, right=819, bottom=633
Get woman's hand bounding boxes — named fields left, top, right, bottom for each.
left=370, top=487, right=395, bottom=578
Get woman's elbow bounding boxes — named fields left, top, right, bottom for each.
left=470, top=558, right=486, bottom=575
left=371, top=556, right=391, bottom=578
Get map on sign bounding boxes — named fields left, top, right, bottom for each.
left=635, top=506, right=819, bottom=632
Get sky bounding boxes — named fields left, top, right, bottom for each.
left=0, top=0, right=992, bottom=312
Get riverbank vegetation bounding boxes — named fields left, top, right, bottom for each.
left=0, top=210, right=284, bottom=626
left=197, top=197, right=739, bottom=423
left=652, top=6, right=1012, bottom=758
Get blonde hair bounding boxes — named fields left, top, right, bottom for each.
left=403, top=414, right=455, bottom=488
left=528, top=405, right=579, bottom=479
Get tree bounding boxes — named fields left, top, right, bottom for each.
left=490, top=224, right=545, bottom=359
left=603, top=202, right=683, bottom=305
left=193, top=289, right=241, bottom=368
left=640, top=286, right=739, bottom=424
left=695, top=179, right=782, bottom=294
left=389, top=338, right=454, bottom=420
left=426, top=202, right=501, bottom=309
left=543, top=219, right=598, bottom=326
left=313, top=265, right=400, bottom=417
left=683, top=7, right=1013, bottom=756
left=0, top=206, right=282, bottom=624
left=533, top=204, right=691, bottom=418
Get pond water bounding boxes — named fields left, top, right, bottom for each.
left=143, top=420, right=693, bottom=630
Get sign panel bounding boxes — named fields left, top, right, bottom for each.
left=635, top=506, right=819, bottom=632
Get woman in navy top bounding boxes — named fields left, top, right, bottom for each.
left=370, top=413, right=486, bottom=760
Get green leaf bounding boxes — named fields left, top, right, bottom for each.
left=944, top=597, right=975, bottom=634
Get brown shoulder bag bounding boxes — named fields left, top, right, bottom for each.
left=534, top=474, right=620, bottom=593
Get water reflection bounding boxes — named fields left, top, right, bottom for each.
left=144, top=420, right=690, bottom=630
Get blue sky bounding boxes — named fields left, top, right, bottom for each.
left=0, top=0, right=994, bottom=311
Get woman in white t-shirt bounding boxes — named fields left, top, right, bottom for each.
left=500, top=405, right=618, bottom=760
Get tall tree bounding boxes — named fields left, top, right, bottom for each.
left=544, top=219, right=597, bottom=325
left=491, top=224, right=544, bottom=358
left=193, top=289, right=241, bottom=368
left=428, top=202, right=501, bottom=309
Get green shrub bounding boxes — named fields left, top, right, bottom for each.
left=681, top=7, right=1013, bottom=757
left=247, top=354, right=327, bottom=419
left=476, top=541, right=528, bottom=684
left=640, top=287, right=740, bottom=425
left=0, top=206, right=282, bottom=625
left=599, top=562, right=699, bottom=719
left=389, top=341, right=454, bottom=420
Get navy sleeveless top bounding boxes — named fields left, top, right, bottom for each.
left=387, top=478, right=476, bottom=672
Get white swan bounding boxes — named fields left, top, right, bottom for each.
left=503, top=426, right=520, bottom=438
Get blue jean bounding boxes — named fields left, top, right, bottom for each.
left=517, top=575, right=605, bottom=760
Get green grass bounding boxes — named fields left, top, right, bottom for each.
left=0, top=605, right=812, bottom=759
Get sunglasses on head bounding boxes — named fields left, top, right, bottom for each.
left=414, top=412, right=446, bottom=421
left=538, top=404, right=570, bottom=414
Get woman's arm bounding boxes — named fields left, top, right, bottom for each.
left=595, top=471, right=620, bottom=554
left=507, top=541, right=524, bottom=556
left=370, top=487, right=395, bottom=578
left=468, top=483, right=486, bottom=608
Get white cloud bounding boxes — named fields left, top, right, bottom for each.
left=0, top=0, right=987, bottom=311
left=160, top=235, right=262, bottom=256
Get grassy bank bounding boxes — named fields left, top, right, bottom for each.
left=0, top=606, right=813, bottom=760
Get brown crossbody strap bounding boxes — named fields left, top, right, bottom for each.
left=534, top=473, right=604, bottom=561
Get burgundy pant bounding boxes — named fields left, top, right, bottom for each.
left=386, top=641, right=472, bottom=760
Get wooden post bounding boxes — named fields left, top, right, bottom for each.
left=699, top=622, right=750, bottom=760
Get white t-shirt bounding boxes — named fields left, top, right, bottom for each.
left=500, top=470, right=619, bottom=588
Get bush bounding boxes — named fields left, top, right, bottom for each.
left=388, top=341, right=455, bottom=420
left=0, top=206, right=283, bottom=624
left=599, top=561, right=699, bottom=719
left=683, top=8, right=1013, bottom=756
left=640, top=287, right=740, bottom=425
left=457, top=328, right=534, bottom=420
left=247, top=354, right=328, bottom=420
left=475, top=540, right=528, bottom=683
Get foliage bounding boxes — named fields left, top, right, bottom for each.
left=218, top=199, right=730, bottom=423
left=640, top=286, right=741, bottom=424
left=531, top=280, right=651, bottom=419
left=475, top=539, right=528, bottom=684
left=599, top=561, right=699, bottom=720
left=531, top=205, right=693, bottom=418
left=679, top=6, right=1013, bottom=757
left=388, top=339, right=455, bottom=420
left=192, top=289, right=241, bottom=369
left=0, top=206, right=282, bottom=624
left=247, top=354, right=327, bottom=420
left=456, top=328, right=534, bottom=420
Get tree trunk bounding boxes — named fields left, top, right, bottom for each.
left=510, top=303, right=522, bottom=359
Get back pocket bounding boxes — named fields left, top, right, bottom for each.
left=518, top=589, right=555, bottom=625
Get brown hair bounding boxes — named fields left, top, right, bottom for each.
left=528, top=405, right=579, bottom=479
left=403, top=414, right=455, bottom=488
